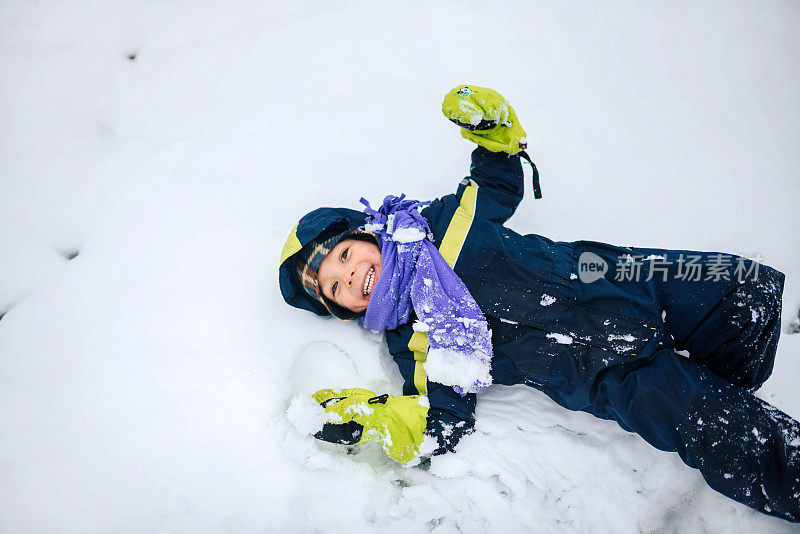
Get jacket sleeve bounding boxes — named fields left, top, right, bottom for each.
left=467, top=146, right=525, bottom=225
left=424, top=380, right=477, bottom=455
left=385, top=325, right=477, bottom=456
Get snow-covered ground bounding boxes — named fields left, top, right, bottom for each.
left=1, top=1, right=799, bottom=532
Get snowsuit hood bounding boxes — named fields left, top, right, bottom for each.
left=278, top=206, right=367, bottom=317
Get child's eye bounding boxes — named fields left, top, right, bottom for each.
left=331, top=281, right=338, bottom=296
left=340, top=248, right=349, bottom=262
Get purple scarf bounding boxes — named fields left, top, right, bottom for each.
left=360, top=195, right=492, bottom=396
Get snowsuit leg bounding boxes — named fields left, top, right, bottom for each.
left=586, top=349, right=800, bottom=521
left=633, top=249, right=785, bottom=391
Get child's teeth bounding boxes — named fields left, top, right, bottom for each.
left=363, top=266, right=375, bottom=296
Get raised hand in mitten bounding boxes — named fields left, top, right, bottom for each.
left=442, top=84, right=527, bottom=155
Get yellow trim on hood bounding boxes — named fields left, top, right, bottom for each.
left=280, top=222, right=302, bottom=265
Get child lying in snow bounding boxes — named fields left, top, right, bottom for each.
left=279, top=85, right=799, bottom=522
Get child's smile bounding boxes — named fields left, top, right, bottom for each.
left=318, top=238, right=382, bottom=313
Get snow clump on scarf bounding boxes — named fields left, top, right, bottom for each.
left=360, top=194, right=493, bottom=396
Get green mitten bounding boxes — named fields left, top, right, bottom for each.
left=313, top=387, right=428, bottom=464
left=442, top=84, right=527, bottom=155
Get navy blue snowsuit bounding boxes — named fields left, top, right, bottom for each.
left=279, top=147, right=798, bottom=521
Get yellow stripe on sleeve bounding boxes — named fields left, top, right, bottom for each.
left=409, top=331, right=429, bottom=395
left=438, top=181, right=478, bottom=267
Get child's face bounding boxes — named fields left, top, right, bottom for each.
left=318, top=238, right=382, bottom=313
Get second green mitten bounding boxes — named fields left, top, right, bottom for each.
left=312, top=387, right=428, bottom=464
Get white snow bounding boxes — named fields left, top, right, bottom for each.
left=412, top=320, right=430, bottom=332
left=390, top=226, right=427, bottom=243
left=608, top=333, right=637, bottom=343
left=286, top=394, right=327, bottom=436
left=363, top=222, right=384, bottom=233
left=424, top=346, right=493, bottom=393
left=344, top=402, right=373, bottom=417
left=1, top=1, right=799, bottom=533
left=547, top=333, right=574, bottom=345
left=457, top=100, right=484, bottom=126
left=540, top=294, right=557, bottom=306
left=326, top=411, right=344, bottom=424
